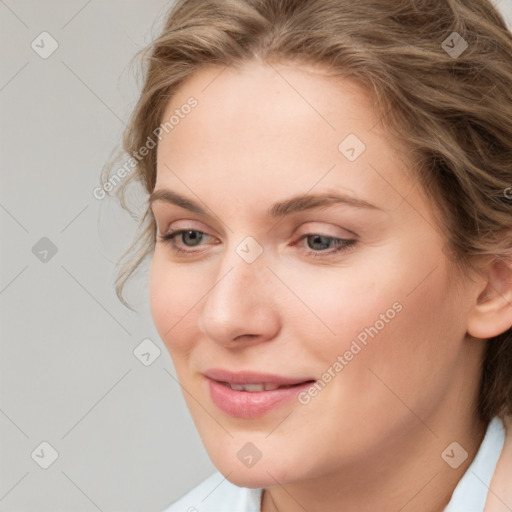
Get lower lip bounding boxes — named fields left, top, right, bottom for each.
left=207, top=378, right=315, bottom=418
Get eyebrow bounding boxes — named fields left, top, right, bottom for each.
left=148, top=188, right=382, bottom=218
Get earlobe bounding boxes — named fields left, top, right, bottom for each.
left=467, top=255, right=512, bottom=340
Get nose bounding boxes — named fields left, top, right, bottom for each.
left=198, top=247, right=281, bottom=348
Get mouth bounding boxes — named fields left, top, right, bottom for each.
left=217, top=381, right=315, bottom=392
left=204, top=369, right=316, bottom=418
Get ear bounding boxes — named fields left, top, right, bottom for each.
left=467, top=254, right=512, bottom=339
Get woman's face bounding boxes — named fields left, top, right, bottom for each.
left=149, top=60, right=484, bottom=488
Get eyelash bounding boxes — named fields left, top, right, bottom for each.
left=157, top=229, right=357, bottom=258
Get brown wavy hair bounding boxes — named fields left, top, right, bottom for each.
left=101, top=0, right=512, bottom=423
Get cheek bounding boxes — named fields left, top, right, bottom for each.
left=375, top=266, right=464, bottom=383
left=290, top=247, right=459, bottom=388
left=347, top=264, right=460, bottom=416
left=149, top=253, right=202, bottom=355
left=279, top=255, right=462, bottom=467
left=278, top=261, right=401, bottom=361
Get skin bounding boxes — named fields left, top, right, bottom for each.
left=149, top=60, right=511, bottom=512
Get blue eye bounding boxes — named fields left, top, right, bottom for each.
left=158, top=229, right=212, bottom=254
left=299, top=234, right=356, bottom=257
left=157, top=230, right=357, bottom=258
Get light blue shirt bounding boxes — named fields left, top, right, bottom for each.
left=163, top=416, right=505, bottom=512
left=444, top=416, right=505, bottom=512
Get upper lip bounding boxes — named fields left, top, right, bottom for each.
left=204, top=368, right=315, bottom=386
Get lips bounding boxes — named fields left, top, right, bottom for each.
left=224, top=382, right=290, bottom=391
left=204, top=368, right=316, bottom=418
left=204, top=368, right=314, bottom=387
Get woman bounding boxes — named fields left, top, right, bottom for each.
left=103, top=0, right=512, bottom=510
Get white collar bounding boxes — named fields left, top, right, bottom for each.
left=444, top=416, right=505, bottom=511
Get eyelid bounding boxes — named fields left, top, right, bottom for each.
left=158, top=224, right=352, bottom=242
left=156, top=218, right=213, bottom=237
left=157, top=219, right=357, bottom=242
left=295, top=222, right=357, bottom=239
left=157, top=226, right=358, bottom=260
left=151, top=206, right=228, bottom=240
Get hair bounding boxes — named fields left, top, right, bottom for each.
left=101, top=0, right=512, bottom=423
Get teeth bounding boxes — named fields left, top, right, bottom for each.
left=227, top=383, right=282, bottom=392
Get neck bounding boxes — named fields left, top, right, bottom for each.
left=261, top=410, right=487, bottom=512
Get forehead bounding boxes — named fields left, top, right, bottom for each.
left=154, top=60, right=420, bottom=218
left=159, top=60, right=378, bottom=147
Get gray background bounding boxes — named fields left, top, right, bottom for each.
left=1, top=1, right=511, bottom=511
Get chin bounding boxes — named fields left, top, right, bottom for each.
left=210, top=449, right=302, bottom=489
left=221, top=466, right=278, bottom=489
